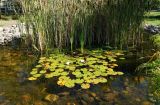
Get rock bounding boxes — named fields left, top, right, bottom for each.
left=144, top=24, right=160, bottom=35
left=88, top=92, right=97, bottom=97
left=142, top=101, right=153, bottom=105
left=66, top=102, right=76, bottom=105
left=16, top=71, right=28, bottom=83
left=135, top=98, right=141, bottom=102
left=34, top=101, right=46, bottom=105
left=122, top=90, right=129, bottom=95
left=44, top=94, right=59, bottom=102
left=0, top=23, right=27, bottom=45
left=0, top=95, right=6, bottom=103
left=0, top=100, right=10, bottom=105
left=21, top=94, right=32, bottom=103
left=58, top=92, right=70, bottom=97
left=104, top=88, right=111, bottom=93
left=81, top=94, right=91, bottom=102
left=149, top=97, right=156, bottom=103
left=102, top=92, right=118, bottom=101
left=80, top=100, right=88, bottom=105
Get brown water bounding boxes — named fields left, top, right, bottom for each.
left=0, top=47, right=154, bottom=105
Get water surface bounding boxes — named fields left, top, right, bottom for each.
left=0, top=47, right=154, bottom=105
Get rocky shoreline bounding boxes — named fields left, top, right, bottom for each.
left=0, top=23, right=159, bottom=45
left=144, top=24, right=160, bottom=35
left=0, top=23, right=26, bottom=45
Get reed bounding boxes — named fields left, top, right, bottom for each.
left=20, top=0, right=149, bottom=53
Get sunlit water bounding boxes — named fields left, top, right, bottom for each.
left=0, top=47, right=154, bottom=105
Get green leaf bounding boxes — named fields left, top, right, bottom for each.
left=28, top=77, right=37, bottom=81
left=119, top=57, right=125, bottom=60
left=40, top=70, right=46, bottom=74
left=33, top=74, right=42, bottom=78
left=81, top=83, right=90, bottom=89
left=30, top=70, right=38, bottom=75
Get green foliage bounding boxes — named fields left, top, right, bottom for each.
left=28, top=50, right=124, bottom=89
left=148, top=61, right=160, bottom=103
left=136, top=54, right=160, bottom=75
left=136, top=55, right=160, bottom=103
left=149, top=0, right=160, bottom=10
left=151, top=34, right=160, bottom=50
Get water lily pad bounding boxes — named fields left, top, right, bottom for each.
left=30, top=70, right=38, bottom=75
left=56, top=69, right=64, bottom=73
left=93, top=71, right=101, bottom=76
left=74, top=79, right=84, bottom=84
left=86, top=57, right=97, bottom=61
left=61, top=72, right=69, bottom=76
left=36, top=65, right=42, bottom=68
left=45, top=73, right=55, bottom=78
left=68, top=66, right=76, bottom=71
left=81, top=83, right=90, bottom=89
left=119, top=57, right=125, bottom=60
left=99, top=77, right=107, bottom=83
left=28, top=77, right=37, bottom=81
left=101, top=73, right=108, bottom=76
left=29, top=50, right=124, bottom=89
left=64, top=80, right=75, bottom=88
left=116, top=72, right=124, bottom=75
left=32, top=68, right=38, bottom=71
left=57, top=80, right=65, bottom=86
left=40, top=70, right=47, bottom=74
left=92, top=79, right=100, bottom=84
left=112, top=63, right=118, bottom=67
left=33, top=74, right=42, bottom=78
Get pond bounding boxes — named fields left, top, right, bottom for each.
left=0, top=46, right=154, bottom=105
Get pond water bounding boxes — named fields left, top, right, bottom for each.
left=0, top=47, right=154, bottom=105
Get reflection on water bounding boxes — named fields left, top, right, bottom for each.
left=0, top=47, right=154, bottom=105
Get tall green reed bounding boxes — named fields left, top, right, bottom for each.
left=20, top=0, right=149, bottom=53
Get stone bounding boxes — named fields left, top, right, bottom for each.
left=104, top=88, right=111, bottom=93
left=66, top=102, right=76, bottom=105
left=0, top=95, right=6, bottom=103
left=44, top=94, right=59, bottom=102
left=81, top=94, right=94, bottom=103
left=80, top=100, right=88, bottom=105
left=102, top=92, right=118, bottom=101
left=144, top=24, right=160, bottom=35
left=89, top=92, right=97, bottom=97
left=21, top=94, right=32, bottom=103
left=142, top=101, right=153, bottom=105
left=122, top=90, right=129, bottom=95
left=135, top=98, right=141, bottom=102
left=34, top=101, right=46, bottom=105
left=58, top=92, right=70, bottom=97
left=0, top=23, right=27, bottom=45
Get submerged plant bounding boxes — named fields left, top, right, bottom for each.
left=28, top=50, right=124, bottom=89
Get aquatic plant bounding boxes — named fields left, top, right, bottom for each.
left=28, top=50, right=124, bottom=89
left=20, top=0, right=149, bottom=52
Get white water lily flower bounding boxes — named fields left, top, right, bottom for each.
left=66, top=62, right=70, bottom=65
left=80, top=59, right=85, bottom=63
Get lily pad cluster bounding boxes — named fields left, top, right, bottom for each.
left=28, top=50, right=125, bottom=89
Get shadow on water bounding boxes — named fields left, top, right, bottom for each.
left=0, top=46, right=155, bottom=105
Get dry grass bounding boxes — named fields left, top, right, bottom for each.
left=0, top=20, right=18, bottom=27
